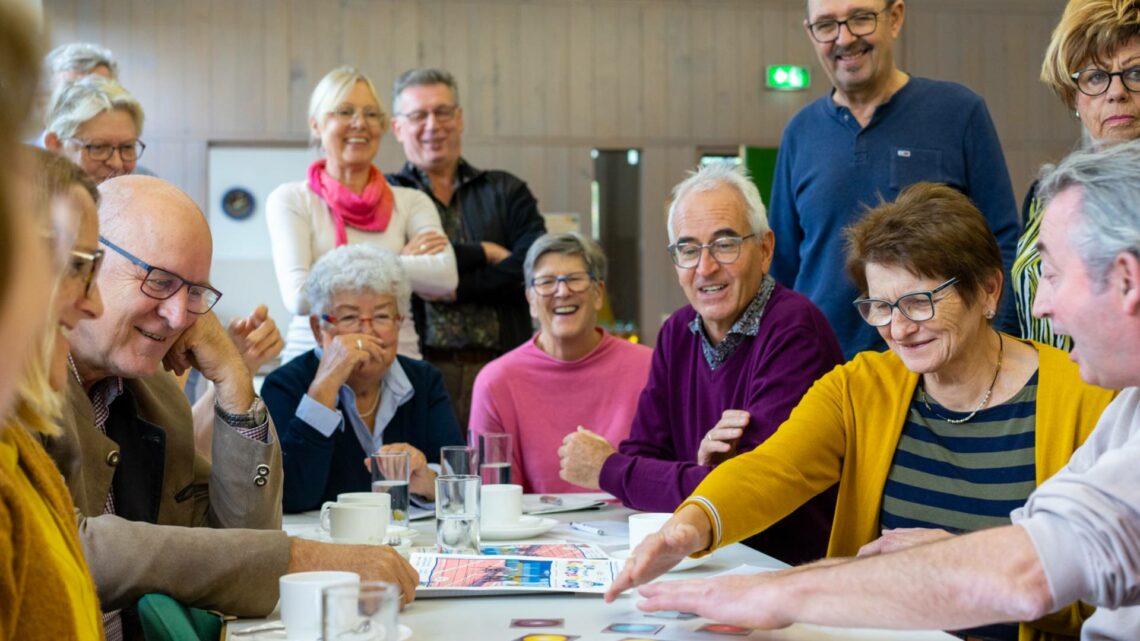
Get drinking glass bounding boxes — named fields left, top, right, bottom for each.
left=478, top=433, right=512, bottom=485
left=435, top=475, right=480, bottom=554
left=322, top=581, right=400, bottom=641
left=440, top=445, right=478, bottom=476
left=370, top=451, right=410, bottom=529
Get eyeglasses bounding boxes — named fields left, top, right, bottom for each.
left=67, top=138, right=146, bottom=162
left=1070, top=67, right=1140, bottom=97
left=668, top=234, right=756, bottom=269
left=67, top=248, right=104, bottom=297
left=530, top=272, right=596, bottom=296
left=396, top=104, right=460, bottom=125
left=328, top=105, right=385, bottom=125
left=853, top=277, right=958, bottom=327
left=807, top=7, right=889, bottom=43
left=98, top=235, right=222, bottom=314
left=320, top=312, right=400, bottom=332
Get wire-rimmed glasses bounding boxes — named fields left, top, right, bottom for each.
left=668, top=234, right=755, bottom=269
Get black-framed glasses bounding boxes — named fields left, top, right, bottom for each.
left=668, top=234, right=756, bottom=269
left=853, top=277, right=958, bottom=327
left=396, top=104, right=460, bottom=124
left=99, top=235, right=222, bottom=314
left=67, top=138, right=146, bottom=162
left=67, top=248, right=104, bottom=297
left=807, top=7, right=889, bottom=43
left=319, top=312, right=401, bottom=332
left=529, top=272, right=596, bottom=296
left=1070, top=67, right=1140, bottom=97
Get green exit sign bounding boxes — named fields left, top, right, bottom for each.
left=766, top=65, right=810, bottom=91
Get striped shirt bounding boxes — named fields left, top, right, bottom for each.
left=1011, top=187, right=1072, bottom=351
left=881, top=372, right=1039, bottom=641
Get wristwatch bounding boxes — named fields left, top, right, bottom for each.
left=215, top=395, right=268, bottom=427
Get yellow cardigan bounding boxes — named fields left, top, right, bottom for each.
left=687, top=340, right=1115, bottom=640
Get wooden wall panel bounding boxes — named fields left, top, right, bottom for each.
left=42, top=0, right=1071, bottom=345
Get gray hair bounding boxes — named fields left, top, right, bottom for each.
left=45, top=42, right=118, bottom=83
left=667, top=162, right=768, bottom=243
left=524, top=232, right=608, bottom=286
left=391, top=68, right=460, bottom=115
left=1036, top=138, right=1140, bottom=286
left=45, top=75, right=143, bottom=141
left=304, top=245, right=411, bottom=319
left=307, top=66, right=388, bottom=141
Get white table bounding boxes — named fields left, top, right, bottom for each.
left=227, top=494, right=955, bottom=641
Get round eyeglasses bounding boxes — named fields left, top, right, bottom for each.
left=1070, top=67, right=1140, bottom=97
left=529, top=272, right=595, bottom=296
left=853, top=277, right=958, bottom=327
left=668, top=234, right=755, bottom=269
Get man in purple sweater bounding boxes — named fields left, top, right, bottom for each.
left=558, top=162, right=843, bottom=564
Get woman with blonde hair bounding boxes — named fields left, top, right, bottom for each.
left=43, top=74, right=145, bottom=184
left=267, top=66, right=457, bottom=364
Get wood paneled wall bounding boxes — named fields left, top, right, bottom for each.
left=43, top=0, right=1074, bottom=344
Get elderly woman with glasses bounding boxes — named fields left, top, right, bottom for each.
left=262, top=244, right=462, bottom=513
left=611, top=183, right=1115, bottom=641
left=267, top=66, right=457, bottom=365
left=1014, top=0, right=1140, bottom=350
left=468, top=232, right=652, bottom=493
left=43, top=75, right=144, bottom=184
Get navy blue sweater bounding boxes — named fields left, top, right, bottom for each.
left=263, top=352, right=462, bottom=513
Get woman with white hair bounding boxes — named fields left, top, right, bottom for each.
left=267, top=66, right=457, bottom=363
left=262, top=244, right=462, bottom=513
left=43, top=75, right=144, bottom=184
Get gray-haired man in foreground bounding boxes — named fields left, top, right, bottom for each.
left=610, top=140, right=1140, bottom=640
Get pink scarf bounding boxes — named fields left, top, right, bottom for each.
left=307, top=159, right=394, bottom=246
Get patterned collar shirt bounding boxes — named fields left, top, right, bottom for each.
left=688, top=273, right=776, bottom=370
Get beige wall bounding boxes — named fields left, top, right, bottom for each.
left=44, top=0, right=1075, bottom=345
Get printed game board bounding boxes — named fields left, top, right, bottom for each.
left=411, top=553, right=620, bottom=597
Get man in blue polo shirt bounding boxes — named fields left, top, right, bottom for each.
left=770, top=0, right=1021, bottom=359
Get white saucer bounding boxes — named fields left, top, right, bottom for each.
left=479, top=516, right=558, bottom=540
left=234, top=623, right=411, bottom=640
left=293, top=527, right=413, bottom=551
left=610, top=548, right=708, bottom=572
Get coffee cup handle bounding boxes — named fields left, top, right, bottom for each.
left=319, top=502, right=336, bottom=532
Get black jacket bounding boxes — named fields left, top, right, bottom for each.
left=387, top=159, right=547, bottom=352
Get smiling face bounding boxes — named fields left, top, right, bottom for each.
left=866, top=262, right=997, bottom=375
left=805, top=0, right=903, bottom=98
left=56, top=108, right=140, bottom=183
left=391, top=83, right=464, bottom=173
left=527, top=252, right=604, bottom=349
left=1076, top=36, right=1140, bottom=145
left=311, top=81, right=383, bottom=172
left=48, top=185, right=104, bottom=389
left=671, top=185, right=773, bottom=344
left=316, top=290, right=400, bottom=384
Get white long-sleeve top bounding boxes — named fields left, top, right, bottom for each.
left=1014, top=387, right=1140, bottom=640
left=265, top=180, right=458, bottom=362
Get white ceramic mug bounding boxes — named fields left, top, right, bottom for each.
left=628, top=512, right=673, bottom=551
left=336, top=492, right=392, bottom=510
left=279, top=571, right=359, bottom=641
left=319, top=502, right=389, bottom=544
left=480, top=484, right=523, bottom=525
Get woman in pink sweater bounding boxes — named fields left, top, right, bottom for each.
left=469, top=233, right=651, bottom=493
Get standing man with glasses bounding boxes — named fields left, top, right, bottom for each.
left=770, top=0, right=1021, bottom=359
left=43, top=176, right=419, bottom=638
left=387, top=68, right=547, bottom=434
left=559, top=163, right=843, bottom=565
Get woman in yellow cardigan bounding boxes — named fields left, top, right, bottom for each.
left=610, top=183, right=1116, bottom=641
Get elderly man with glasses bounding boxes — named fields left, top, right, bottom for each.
left=559, top=163, right=844, bottom=565
left=41, top=176, right=418, bottom=639
left=768, top=0, right=1021, bottom=360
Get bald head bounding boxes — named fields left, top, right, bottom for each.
left=98, top=175, right=210, bottom=255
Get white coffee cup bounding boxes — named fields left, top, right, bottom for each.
left=480, top=484, right=523, bottom=525
left=319, top=502, right=389, bottom=544
left=279, top=571, right=359, bottom=641
left=336, top=492, right=392, bottom=510
left=628, top=512, right=673, bottom=550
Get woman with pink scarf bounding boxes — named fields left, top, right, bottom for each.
left=267, top=67, right=457, bottom=363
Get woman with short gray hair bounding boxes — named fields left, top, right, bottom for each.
left=262, top=244, right=462, bottom=513
left=43, top=75, right=144, bottom=184
left=468, top=232, right=652, bottom=493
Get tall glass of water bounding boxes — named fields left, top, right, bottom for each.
left=435, top=475, right=480, bottom=555
left=478, top=433, right=512, bottom=485
left=440, top=445, right=478, bottom=476
left=370, top=451, right=410, bottom=529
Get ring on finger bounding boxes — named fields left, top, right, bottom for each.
left=356, top=339, right=364, bottom=350
left=705, top=432, right=713, bottom=441
left=419, top=243, right=428, bottom=251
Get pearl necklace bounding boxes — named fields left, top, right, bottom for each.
left=919, top=332, right=1004, bottom=425
left=357, top=390, right=381, bottom=417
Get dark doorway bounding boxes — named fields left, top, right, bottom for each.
left=593, top=149, right=642, bottom=336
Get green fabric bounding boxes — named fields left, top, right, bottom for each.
left=137, top=593, right=223, bottom=641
